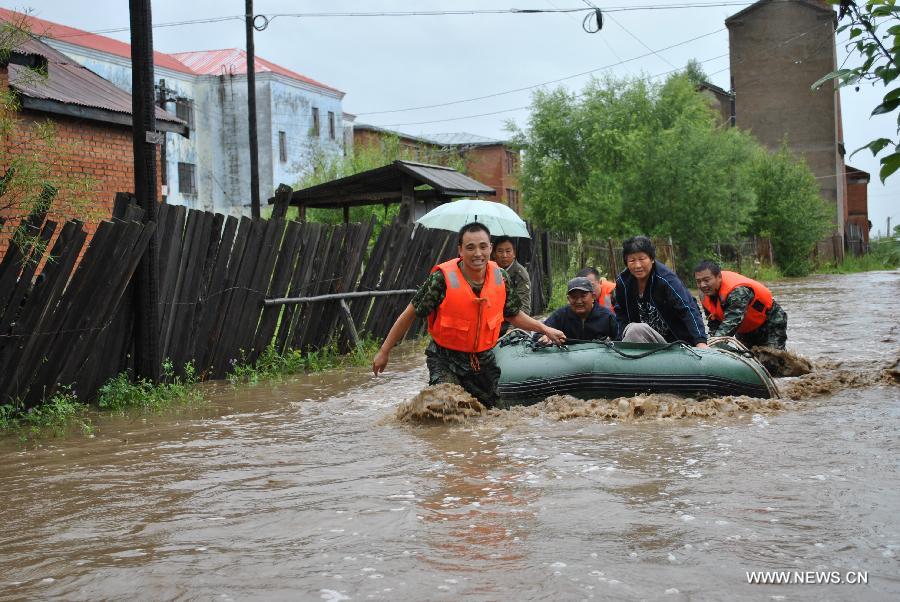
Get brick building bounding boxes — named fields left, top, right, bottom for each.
left=845, top=165, right=871, bottom=251
left=1, top=34, right=184, bottom=254
left=352, top=124, right=522, bottom=213
left=697, top=81, right=734, bottom=127
left=727, top=0, right=850, bottom=260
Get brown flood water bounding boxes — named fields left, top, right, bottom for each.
left=1, top=271, right=898, bottom=601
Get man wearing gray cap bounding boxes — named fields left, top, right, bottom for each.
left=537, top=276, right=619, bottom=344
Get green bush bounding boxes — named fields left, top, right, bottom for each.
left=748, top=144, right=834, bottom=276
left=0, top=387, right=91, bottom=437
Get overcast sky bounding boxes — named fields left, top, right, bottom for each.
left=6, top=0, right=897, bottom=236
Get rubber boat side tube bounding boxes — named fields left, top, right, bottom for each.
left=495, top=334, right=780, bottom=406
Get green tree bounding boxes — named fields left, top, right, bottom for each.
left=814, top=0, right=900, bottom=181
left=511, top=73, right=759, bottom=269
left=749, top=143, right=834, bottom=276
left=683, top=58, right=709, bottom=86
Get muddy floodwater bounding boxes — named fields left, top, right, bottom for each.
left=1, top=271, right=898, bottom=600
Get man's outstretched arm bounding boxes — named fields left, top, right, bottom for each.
left=372, top=303, right=417, bottom=375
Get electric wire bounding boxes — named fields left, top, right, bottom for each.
left=357, top=27, right=726, bottom=116
left=48, top=3, right=755, bottom=38
left=377, top=52, right=730, bottom=127
left=372, top=17, right=839, bottom=127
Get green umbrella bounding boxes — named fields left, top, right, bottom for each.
left=415, top=198, right=530, bottom=238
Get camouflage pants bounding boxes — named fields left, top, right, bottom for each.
left=425, top=341, right=501, bottom=408
left=737, top=302, right=788, bottom=350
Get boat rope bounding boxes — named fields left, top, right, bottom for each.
left=592, top=339, right=703, bottom=360
left=499, top=329, right=703, bottom=360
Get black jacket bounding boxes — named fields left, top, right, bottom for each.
left=542, top=302, right=619, bottom=341
left=614, top=261, right=707, bottom=345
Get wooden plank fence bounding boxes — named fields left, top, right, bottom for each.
left=0, top=194, right=553, bottom=409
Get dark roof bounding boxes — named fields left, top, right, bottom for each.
left=4, top=33, right=187, bottom=135
left=698, top=80, right=733, bottom=99
left=726, top=0, right=834, bottom=25
left=846, top=164, right=871, bottom=182
left=287, top=160, right=496, bottom=208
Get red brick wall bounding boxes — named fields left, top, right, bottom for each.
left=1, top=103, right=158, bottom=260
left=464, top=145, right=520, bottom=212
left=845, top=170, right=870, bottom=244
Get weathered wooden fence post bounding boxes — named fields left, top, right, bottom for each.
left=271, top=183, right=293, bottom=220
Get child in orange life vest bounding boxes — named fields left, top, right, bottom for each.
left=372, top=222, right=565, bottom=407
left=694, top=259, right=788, bottom=350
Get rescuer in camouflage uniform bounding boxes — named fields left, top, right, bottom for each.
left=372, top=222, right=565, bottom=408
left=410, top=268, right=521, bottom=405
left=492, top=236, right=532, bottom=316
left=694, top=260, right=788, bottom=350
left=703, top=285, right=788, bottom=349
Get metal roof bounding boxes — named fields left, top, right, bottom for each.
left=170, top=49, right=343, bottom=95
left=288, top=160, right=495, bottom=208
left=6, top=34, right=186, bottom=133
left=0, top=8, right=343, bottom=94
left=354, top=123, right=507, bottom=147
left=425, top=132, right=505, bottom=146
left=0, top=7, right=195, bottom=75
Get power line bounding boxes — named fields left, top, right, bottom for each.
left=605, top=11, right=678, bottom=69
left=357, top=27, right=726, bottom=116
left=378, top=52, right=730, bottom=127
left=48, top=3, right=753, bottom=38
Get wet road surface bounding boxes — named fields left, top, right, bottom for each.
left=0, top=271, right=898, bottom=600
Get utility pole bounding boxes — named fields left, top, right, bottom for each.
left=246, top=0, right=261, bottom=218
left=157, top=78, right=168, bottom=203
left=129, top=0, right=161, bottom=381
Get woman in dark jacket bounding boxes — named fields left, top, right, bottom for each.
left=613, top=236, right=707, bottom=347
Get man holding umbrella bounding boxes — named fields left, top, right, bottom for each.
left=372, top=222, right=565, bottom=407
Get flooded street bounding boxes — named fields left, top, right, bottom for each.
left=1, top=271, right=898, bottom=600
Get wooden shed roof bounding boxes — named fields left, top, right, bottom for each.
left=286, top=160, right=496, bottom=208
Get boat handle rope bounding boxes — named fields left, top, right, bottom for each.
left=535, top=337, right=704, bottom=360
left=597, top=339, right=703, bottom=360
left=499, top=330, right=703, bottom=359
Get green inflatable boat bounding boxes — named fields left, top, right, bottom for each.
left=495, top=333, right=780, bottom=407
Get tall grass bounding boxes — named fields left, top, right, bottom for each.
left=228, top=337, right=381, bottom=384
left=0, top=387, right=92, bottom=438
left=815, top=238, right=900, bottom=274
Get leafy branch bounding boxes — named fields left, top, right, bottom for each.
left=813, top=0, right=900, bottom=181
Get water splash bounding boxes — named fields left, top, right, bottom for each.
left=751, top=346, right=815, bottom=377
left=494, top=393, right=784, bottom=421
left=782, top=364, right=899, bottom=400
left=394, top=384, right=486, bottom=423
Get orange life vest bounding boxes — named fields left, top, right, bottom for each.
left=598, top=279, right=617, bottom=313
left=428, top=259, right=507, bottom=353
left=701, top=270, right=774, bottom=333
